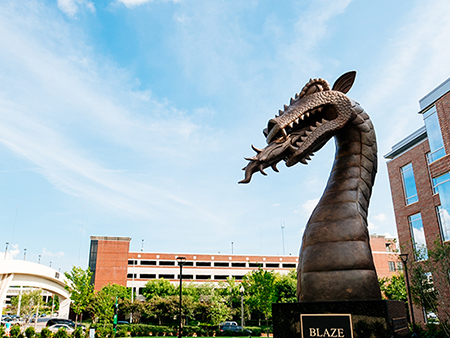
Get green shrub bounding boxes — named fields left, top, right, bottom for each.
left=53, top=328, right=68, bottom=338
left=40, top=328, right=52, bottom=338
left=72, top=327, right=85, bottom=338
left=0, top=326, right=6, bottom=338
left=25, top=327, right=35, bottom=338
left=10, top=325, right=21, bottom=338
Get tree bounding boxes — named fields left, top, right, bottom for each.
left=142, top=278, right=176, bottom=300
left=64, top=266, right=94, bottom=325
left=408, top=238, right=450, bottom=336
left=379, top=273, right=407, bottom=302
left=243, top=268, right=276, bottom=336
left=88, top=289, right=114, bottom=324
left=273, top=270, right=297, bottom=303
left=101, top=283, right=132, bottom=300
left=10, top=289, right=42, bottom=323
left=121, top=299, right=145, bottom=323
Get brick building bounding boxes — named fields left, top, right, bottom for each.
left=88, top=235, right=399, bottom=294
left=385, top=76, right=450, bottom=324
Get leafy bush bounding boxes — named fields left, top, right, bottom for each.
left=72, top=327, right=85, bottom=338
left=0, top=326, right=6, bottom=338
left=53, top=328, right=68, bottom=338
left=25, top=327, right=35, bottom=338
left=40, top=328, right=52, bottom=338
left=10, top=325, right=21, bottom=338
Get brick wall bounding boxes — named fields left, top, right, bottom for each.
left=93, top=238, right=130, bottom=291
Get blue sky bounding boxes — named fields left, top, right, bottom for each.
left=1, top=0, right=450, bottom=273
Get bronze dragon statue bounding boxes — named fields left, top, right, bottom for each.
left=240, top=71, right=382, bottom=302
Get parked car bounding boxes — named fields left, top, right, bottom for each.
left=46, top=318, right=85, bottom=330
left=219, top=322, right=252, bottom=335
left=48, top=324, right=75, bottom=334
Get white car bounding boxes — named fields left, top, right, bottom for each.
left=48, top=324, right=75, bottom=334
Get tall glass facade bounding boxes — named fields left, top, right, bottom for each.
left=401, top=163, right=419, bottom=205
left=409, top=213, right=428, bottom=260
left=424, top=106, right=446, bottom=163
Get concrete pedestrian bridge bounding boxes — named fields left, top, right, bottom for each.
left=0, top=260, right=70, bottom=318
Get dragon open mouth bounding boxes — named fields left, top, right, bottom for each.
left=239, top=72, right=356, bottom=184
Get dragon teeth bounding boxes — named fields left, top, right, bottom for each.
left=284, top=104, right=288, bottom=111
left=295, top=118, right=300, bottom=124
left=289, top=122, right=294, bottom=128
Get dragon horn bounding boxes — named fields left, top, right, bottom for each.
left=251, top=144, right=262, bottom=153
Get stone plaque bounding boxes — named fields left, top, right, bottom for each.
left=301, top=314, right=353, bottom=338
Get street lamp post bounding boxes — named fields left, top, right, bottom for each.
left=23, top=248, right=27, bottom=261
left=130, top=258, right=135, bottom=323
left=400, top=253, right=417, bottom=337
left=240, top=285, right=245, bottom=331
left=176, top=257, right=186, bottom=338
left=38, top=255, right=41, bottom=264
left=4, top=242, right=9, bottom=259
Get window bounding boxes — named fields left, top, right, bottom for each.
left=397, top=262, right=403, bottom=271
left=388, top=261, right=396, bottom=272
left=233, top=275, right=244, bottom=280
left=401, top=163, right=419, bottom=205
left=196, top=275, right=211, bottom=280
left=433, top=172, right=450, bottom=241
left=140, top=260, right=156, bottom=266
left=248, top=263, right=262, bottom=268
left=178, top=275, right=193, bottom=279
left=265, top=263, right=280, bottom=268
left=159, top=274, right=174, bottom=279
left=214, top=262, right=229, bottom=267
left=182, top=262, right=194, bottom=266
left=231, top=262, right=246, bottom=267
left=282, top=263, right=297, bottom=268
left=159, top=261, right=175, bottom=266
left=128, top=260, right=138, bottom=265
left=214, top=275, right=229, bottom=280
left=409, top=213, right=428, bottom=260
left=424, top=106, right=445, bottom=163
left=432, top=172, right=450, bottom=194
left=140, top=274, right=156, bottom=279
left=196, top=262, right=211, bottom=267
left=127, top=273, right=137, bottom=278
left=437, top=206, right=450, bottom=241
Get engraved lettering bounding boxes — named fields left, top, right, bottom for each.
left=338, top=328, right=344, bottom=337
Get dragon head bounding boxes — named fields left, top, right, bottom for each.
left=239, top=71, right=359, bottom=184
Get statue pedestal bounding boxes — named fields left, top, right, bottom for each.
left=272, top=300, right=409, bottom=338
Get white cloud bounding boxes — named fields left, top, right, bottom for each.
left=57, top=0, right=95, bottom=17
left=117, top=0, right=181, bottom=8
left=1, top=244, right=20, bottom=260
left=299, top=198, right=319, bottom=216
left=373, top=213, right=387, bottom=222
left=42, top=248, right=65, bottom=258
left=368, top=221, right=378, bottom=234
